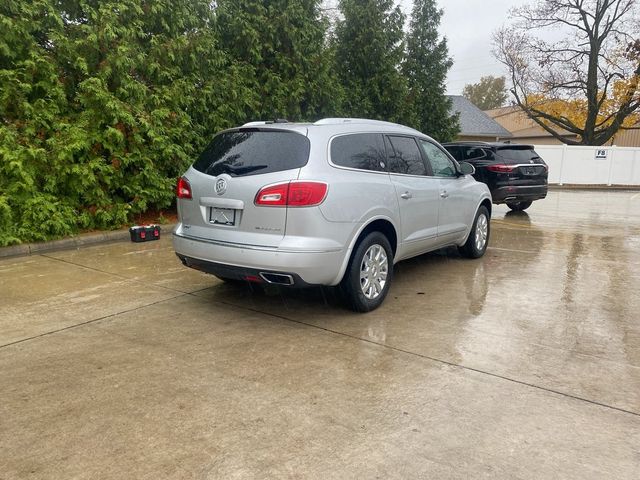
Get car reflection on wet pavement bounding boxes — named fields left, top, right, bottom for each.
left=1, top=189, right=639, bottom=479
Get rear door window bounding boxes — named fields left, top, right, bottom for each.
left=463, top=147, right=489, bottom=161
left=193, top=130, right=310, bottom=177
left=387, top=136, right=428, bottom=176
left=331, top=133, right=387, bottom=172
left=496, top=147, right=542, bottom=164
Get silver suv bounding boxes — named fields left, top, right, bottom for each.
left=173, top=118, right=492, bottom=311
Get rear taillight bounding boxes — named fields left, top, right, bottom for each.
left=177, top=177, right=192, bottom=199
left=255, top=181, right=328, bottom=207
left=288, top=182, right=328, bottom=206
left=487, top=164, right=517, bottom=173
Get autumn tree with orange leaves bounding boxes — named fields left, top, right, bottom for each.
left=494, top=0, right=640, bottom=145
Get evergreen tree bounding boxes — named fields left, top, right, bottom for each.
left=0, top=0, right=249, bottom=244
left=334, top=0, right=407, bottom=122
left=403, top=0, right=458, bottom=141
left=216, top=0, right=342, bottom=121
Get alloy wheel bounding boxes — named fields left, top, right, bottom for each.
left=359, top=244, right=388, bottom=300
left=475, top=213, right=488, bottom=252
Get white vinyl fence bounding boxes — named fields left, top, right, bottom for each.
left=533, top=145, right=640, bottom=186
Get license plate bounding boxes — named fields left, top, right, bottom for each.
left=209, top=207, right=236, bottom=226
left=524, top=167, right=538, bottom=175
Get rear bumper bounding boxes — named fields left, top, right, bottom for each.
left=491, top=184, right=548, bottom=204
left=173, top=231, right=347, bottom=286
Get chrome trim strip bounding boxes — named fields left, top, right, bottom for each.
left=200, top=197, right=245, bottom=209
left=173, top=232, right=342, bottom=254
left=509, top=164, right=547, bottom=169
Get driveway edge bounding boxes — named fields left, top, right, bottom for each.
left=0, top=224, right=176, bottom=259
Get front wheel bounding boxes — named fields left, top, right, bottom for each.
left=459, top=206, right=490, bottom=258
left=341, top=232, right=394, bottom=312
left=506, top=200, right=532, bottom=211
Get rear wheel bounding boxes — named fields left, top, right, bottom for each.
left=506, top=200, right=532, bottom=211
left=341, top=232, right=393, bottom=312
left=459, top=206, right=490, bottom=258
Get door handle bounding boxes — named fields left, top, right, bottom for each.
left=440, top=191, right=449, bottom=198
left=400, top=192, right=412, bottom=200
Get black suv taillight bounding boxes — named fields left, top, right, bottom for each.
left=486, top=164, right=517, bottom=173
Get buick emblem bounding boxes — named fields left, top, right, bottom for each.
left=215, top=178, right=227, bottom=195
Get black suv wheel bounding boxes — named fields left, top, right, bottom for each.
left=506, top=200, right=532, bottom=211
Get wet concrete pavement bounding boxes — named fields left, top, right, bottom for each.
left=1, top=189, right=639, bottom=479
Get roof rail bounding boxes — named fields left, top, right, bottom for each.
left=314, top=118, right=422, bottom=133
left=446, top=141, right=493, bottom=145
left=242, top=119, right=289, bottom=126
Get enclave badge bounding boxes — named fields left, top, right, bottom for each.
left=215, top=178, right=227, bottom=195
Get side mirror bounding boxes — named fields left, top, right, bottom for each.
left=458, top=161, right=475, bottom=176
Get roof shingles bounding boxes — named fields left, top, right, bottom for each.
left=449, top=95, right=512, bottom=137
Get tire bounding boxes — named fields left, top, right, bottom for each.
left=340, top=232, right=394, bottom=312
left=459, top=206, right=490, bottom=259
left=506, top=200, right=532, bottom=211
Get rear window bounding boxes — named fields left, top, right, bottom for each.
left=496, top=147, right=542, bottom=164
left=193, top=130, right=310, bottom=177
left=331, top=133, right=386, bottom=172
left=387, top=136, right=427, bottom=176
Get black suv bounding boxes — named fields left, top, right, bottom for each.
left=443, top=142, right=548, bottom=211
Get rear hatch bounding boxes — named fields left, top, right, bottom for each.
left=178, top=128, right=310, bottom=247
left=494, top=146, right=548, bottom=185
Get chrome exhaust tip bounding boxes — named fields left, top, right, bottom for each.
left=259, top=272, right=295, bottom=286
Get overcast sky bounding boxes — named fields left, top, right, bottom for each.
left=323, top=0, right=530, bottom=95
left=400, top=0, right=529, bottom=94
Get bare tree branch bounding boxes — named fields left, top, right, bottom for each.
left=493, top=0, right=640, bottom=145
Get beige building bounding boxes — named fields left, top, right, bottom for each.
left=486, top=105, right=640, bottom=147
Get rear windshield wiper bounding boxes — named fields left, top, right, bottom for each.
left=225, top=164, right=269, bottom=175
left=209, top=164, right=269, bottom=176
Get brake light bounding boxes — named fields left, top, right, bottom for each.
left=487, top=164, right=517, bottom=173
left=288, top=182, right=328, bottom=206
left=255, top=181, right=328, bottom=207
left=176, top=177, right=192, bottom=199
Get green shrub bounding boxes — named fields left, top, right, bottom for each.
left=0, top=0, right=251, bottom=245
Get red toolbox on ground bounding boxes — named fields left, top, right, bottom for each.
left=129, top=224, right=161, bottom=242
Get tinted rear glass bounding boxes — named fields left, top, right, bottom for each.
left=462, top=146, right=490, bottom=161
left=193, top=130, right=310, bottom=177
left=387, top=136, right=427, bottom=175
left=496, top=147, right=542, bottom=164
left=331, top=133, right=386, bottom=172
left=443, top=146, right=462, bottom=161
